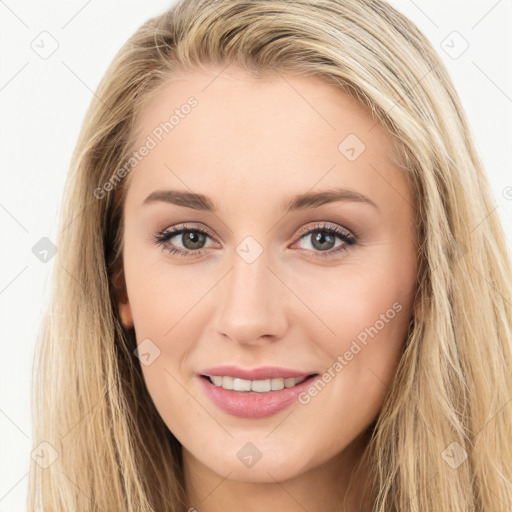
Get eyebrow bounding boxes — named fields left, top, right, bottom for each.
left=142, top=187, right=378, bottom=213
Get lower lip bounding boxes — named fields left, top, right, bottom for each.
left=199, top=375, right=318, bottom=418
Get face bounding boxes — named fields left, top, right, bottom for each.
left=118, top=65, right=418, bottom=485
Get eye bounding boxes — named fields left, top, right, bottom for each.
left=151, top=224, right=216, bottom=258
left=151, top=222, right=357, bottom=259
left=292, top=222, right=357, bottom=259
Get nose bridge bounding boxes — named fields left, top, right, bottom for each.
left=212, top=247, right=287, bottom=343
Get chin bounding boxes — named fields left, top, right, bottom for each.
left=200, top=441, right=314, bottom=483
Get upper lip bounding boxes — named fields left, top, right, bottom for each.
left=199, top=365, right=317, bottom=380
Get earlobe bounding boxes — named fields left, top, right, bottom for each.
left=412, top=296, right=428, bottom=324
left=119, top=301, right=134, bottom=329
left=111, top=264, right=133, bottom=329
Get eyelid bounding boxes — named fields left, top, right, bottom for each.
left=162, top=222, right=218, bottom=241
left=155, top=221, right=355, bottom=244
left=294, top=221, right=356, bottom=241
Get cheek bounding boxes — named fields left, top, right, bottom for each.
left=123, top=245, right=218, bottom=395
left=125, top=259, right=208, bottom=431
left=124, top=244, right=205, bottom=339
left=289, top=264, right=412, bottom=445
left=308, top=258, right=413, bottom=378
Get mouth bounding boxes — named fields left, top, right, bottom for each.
left=197, top=365, right=321, bottom=418
left=199, top=373, right=319, bottom=394
left=198, top=371, right=320, bottom=419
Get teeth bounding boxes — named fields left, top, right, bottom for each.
left=271, top=378, right=285, bottom=391
left=208, top=375, right=307, bottom=392
left=210, top=375, right=224, bottom=387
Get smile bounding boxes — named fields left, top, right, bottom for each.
left=205, top=375, right=309, bottom=393
left=198, top=371, right=319, bottom=418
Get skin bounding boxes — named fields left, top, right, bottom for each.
left=118, top=65, right=418, bottom=511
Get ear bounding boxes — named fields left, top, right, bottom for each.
left=119, top=300, right=134, bottom=329
left=111, top=265, right=134, bottom=329
left=412, top=294, right=428, bottom=324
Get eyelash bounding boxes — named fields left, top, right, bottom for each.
left=151, top=222, right=358, bottom=260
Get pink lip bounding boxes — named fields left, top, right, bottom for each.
left=199, top=365, right=314, bottom=380
left=198, top=367, right=319, bottom=419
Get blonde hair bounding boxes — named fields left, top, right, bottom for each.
left=28, top=0, right=512, bottom=510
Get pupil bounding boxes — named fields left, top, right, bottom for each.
left=312, top=231, right=335, bottom=251
left=183, top=231, right=206, bottom=250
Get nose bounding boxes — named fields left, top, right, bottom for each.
left=210, top=250, right=289, bottom=346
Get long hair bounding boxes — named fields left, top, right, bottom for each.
left=28, top=1, right=512, bottom=510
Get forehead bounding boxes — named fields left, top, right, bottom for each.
left=126, top=66, right=411, bottom=215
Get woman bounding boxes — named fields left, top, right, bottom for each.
left=28, top=0, right=512, bottom=510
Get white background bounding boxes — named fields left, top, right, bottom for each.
left=1, top=1, right=511, bottom=510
